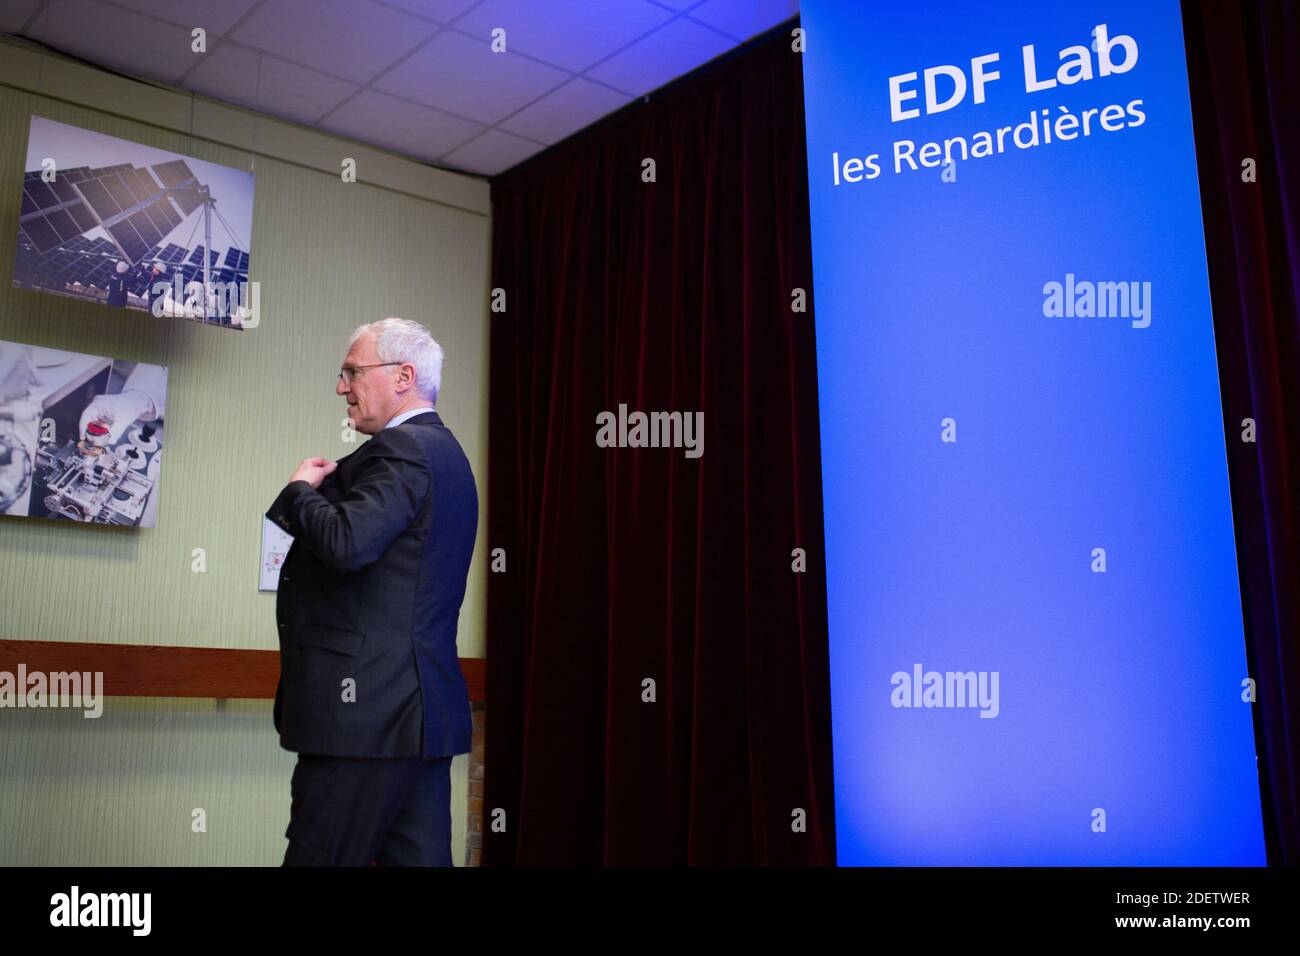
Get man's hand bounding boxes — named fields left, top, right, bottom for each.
left=290, top=457, right=337, bottom=489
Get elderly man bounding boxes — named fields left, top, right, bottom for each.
left=266, top=317, right=478, bottom=866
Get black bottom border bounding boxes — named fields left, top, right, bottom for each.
left=4, top=865, right=1297, bottom=939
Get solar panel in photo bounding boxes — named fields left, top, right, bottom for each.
left=67, top=202, right=98, bottom=232
left=141, top=205, right=169, bottom=238
left=76, top=178, right=121, bottom=219
left=126, top=169, right=165, bottom=206
left=13, top=255, right=37, bottom=279
left=107, top=221, right=148, bottom=263
left=130, top=168, right=163, bottom=199
left=153, top=200, right=183, bottom=233
left=45, top=209, right=81, bottom=242
left=127, top=211, right=163, bottom=249
left=20, top=169, right=118, bottom=252
left=160, top=204, right=184, bottom=233
left=169, top=188, right=202, bottom=217
left=15, top=244, right=46, bottom=278
left=102, top=173, right=138, bottom=212
left=19, top=216, right=61, bottom=254
left=52, top=255, right=83, bottom=282
left=23, top=179, right=59, bottom=210
left=16, top=147, right=205, bottom=279
left=117, top=172, right=147, bottom=205
left=152, top=161, right=204, bottom=215
left=49, top=179, right=80, bottom=203
left=152, top=160, right=196, bottom=189
left=34, top=249, right=72, bottom=274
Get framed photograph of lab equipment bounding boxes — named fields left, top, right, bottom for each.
left=13, top=116, right=255, bottom=329
left=0, top=339, right=167, bottom=527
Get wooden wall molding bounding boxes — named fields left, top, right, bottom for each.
left=0, top=640, right=485, bottom=703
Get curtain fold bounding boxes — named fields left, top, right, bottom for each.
left=485, top=25, right=832, bottom=864
left=1182, top=0, right=1299, bottom=865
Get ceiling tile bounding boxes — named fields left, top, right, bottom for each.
left=455, top=0, right=674, bottom=72
left=377, top=0, right=483, bottom=22
left=0, top=0, right=43, bottom=34
left=107, top=0, right=263, bottom=36
left=688, top=0, right=798, bottom=42
left=373, top=28, right=569, bottom=125
left=183, top=39, right=262, bottom=105
left=499, top=77, right=630, bottom=146
left=321, top=88, right=485, bottom=162
left=585, top=17, right=734, bottom=97
left=26, top=0, right=207, bottom=84
left=230, top=0, right=439, bottom=83
left=258, top=55, right=360, bottom=123
left=439, top=127, right=543, bottom=176
left=189, top=43, right=359, bottom=124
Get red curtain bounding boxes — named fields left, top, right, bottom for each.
left=484, top=4, right=1299, bottom=865
left=1183, top=0, right=1300, bottom=865
left=484, top=26, right=831, bottom=864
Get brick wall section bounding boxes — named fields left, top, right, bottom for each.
left=465, top=701, right=485, bottom=866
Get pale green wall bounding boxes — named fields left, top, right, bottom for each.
left=0, top=38, right=491, bottom=865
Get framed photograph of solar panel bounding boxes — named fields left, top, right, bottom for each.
left=13, top=116, right=255, bottom=329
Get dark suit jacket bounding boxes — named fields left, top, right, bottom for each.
left=265, top=410, right=477, bottom=758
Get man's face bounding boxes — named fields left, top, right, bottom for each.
left=336, top=333, right=398, bottom=435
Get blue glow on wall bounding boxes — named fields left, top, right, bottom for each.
left=799, top=0, right=1266, bottom=865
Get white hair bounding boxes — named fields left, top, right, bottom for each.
left=349, top=317, right=444, bottom=402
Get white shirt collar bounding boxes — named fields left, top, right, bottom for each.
left=385, top=407, right=434, bottom=429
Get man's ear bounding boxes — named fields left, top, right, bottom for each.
left=397, top=362, right=417, bottom=392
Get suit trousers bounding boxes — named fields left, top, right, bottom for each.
left=282, top=753, right=454, bottom=866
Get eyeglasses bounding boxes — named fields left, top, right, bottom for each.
left=338, top=362, right=402, bottom=384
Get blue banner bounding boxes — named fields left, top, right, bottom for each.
left=800, top=0, right=1265, bottom=864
